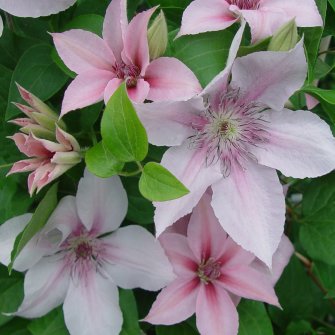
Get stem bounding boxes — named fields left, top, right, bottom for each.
left=318, top=50, right=335, bottom=56
left=0, top=162, right=13, bottom=169
left=135, top=161, right=144, bottom=171
left=118, top=169, right=142, bottom=177
left=295, top=252, right=335, bottom=309
left=90, top=128, right=98, bottom=146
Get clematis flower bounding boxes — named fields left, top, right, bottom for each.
left=7, top=127, right=81, bottom=196
left=178, top=0, right=323, bottom=42
left=0, top=0, right=76, bottom=36
left=52, top=0, right=201, bottom=116
left=144, top=192, right=293, bottom=335
left=0, top=170, right=174, bottom=335
left=135, top=30, right=335, bottom=267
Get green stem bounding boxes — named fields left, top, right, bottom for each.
left=318, top=49, right=335, bottom=56
left=90, top=128, right=98, bottom=146
left=135, top=161, right=144, bottom=171
left=0, top=162, right=13, bottom=169
left=118, top=169, right=142, bottom=177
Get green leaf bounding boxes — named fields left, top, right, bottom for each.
left=63, top=14, right=104, bottom=35
left=300, top=174, right=335, bottom=265
left=28, top=308, right=69, bottom=335
left=238, top=37, right=271, bottom=57
left=156, top=323, right=197, bottom=335
left=9, top=184, right=59, bottom=273
left=122, top=177, right=154, bottom=225
left=286, top=321, right=317, bottom=335
left=6, top=44, right=68, bottom=120
left=169, top=29, right=235, bottom=87
left=0, top=318, right=30, bottom=335
left=301, top=86, right=335, bottom=105
left=101, top=83, right=148, bottom=162
left=119, top=289, right=141, bottom=335
left=85, top=141, right=124, bottom=178
left=0, top=266, right=24, bottom=327
left=329, top=0, right=335, bottom=11
left=139, top=162, right=189, bottom=201
left=237, top=300, right=273, bottom=335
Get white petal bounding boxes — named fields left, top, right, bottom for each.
left=102, top=225, right=175, bottom=290
left=254, top=109, right=335, bottom=178
left=15, top=256, right=70, bottom=318
left=0, top=0, right=76, bottom=17
left=63, top=271, right=122, bottom=335
left=211, top=161, right=286, bottom=267
left=76, top=169, right=128, bottom=234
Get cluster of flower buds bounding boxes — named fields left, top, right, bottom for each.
left=7, top=84, right=82, bottom=195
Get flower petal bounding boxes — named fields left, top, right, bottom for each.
left=218, top=265, right=279, bottom=306
left=144, top=278, right=199, bottom=325
left=127, top=78, right=150, bottom=103
left=102, top=225, right=175, bottom=290
left=0, top=214, right=32, bottom=267
left=0, top=16, right=3, bottom=36
left=159, top=232, right=198, bottom=278
left=63, top=271, right=122, bottom=335
left=134, top=97, right=204, bottom=146
left=178, top=0, right=237, bottom=37
left=154, top=145, right=222, bottom=236
left=103, top=0, right=128, bottom=62
left=0, top=0, right=76, bottom=17
left=211, top=161, right=286, bottom=267
left=187, top=192, right=228, bottom=262
left=14, top=256, right=70, bottom=318
left=10, top=133, right=50, bottom=157
left=231, top=40, right=307, bottom=111
left=52, top=30, right=115, bottom=74
left=61, top=70, right=114, bottom=116
left=145, top=57, right=202, bottom=101
left=261, top=0, right=323, bottom=27
left=254, top=109, right=335, bottom=178
left=104, top=78, right=123, bottom=104
left=76, top=170, right=128, bottom=234
left=196, top=284, right=238, bottom=335
left=123, top=7, right=156, bottom=71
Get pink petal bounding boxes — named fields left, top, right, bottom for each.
left=201, top=20, right=246, bottom=109
left=159, top=233, right=198, bottom=278
left=10, top=133, right=50, bottom=157
left=63, top=271, right=122, bottom=335
left=187, top=192, right=228, bottom=262
left=7, top=158, right=44, bottom=175
left=14, top=256, right=70, bottom=318
left=52, top=30, right=115, bottom=74
left=261, top=0, right=323, bottom=27
left=163, top=215, right=190, bottom=236
left=103, top=0, right=128, bottom=62
left=231, top=40, right=307, bottom=111
left=145, top=57, right=202, bottom=101
left=0, top=214, right=32, bottom=268
left=211, top=161, right=286, bottom=267
left=154, top=145, right=222, bottom=236
left=240, top=8, right=288, bottom=43
left=196, top=284, right=238, bottom=335
left=76, top=170, right=128, bottom=234
left=102, top=225, right=175, bottom=290
left=218, top=265, right=279, bottom=306
left=254, top=109, right=335, bottom=178
left=251, top=235, right=294, bottom=285
left=178, top=0, right=237, bottom=37
left=55, top=126, right=80, bottom=152
left=123, top=7, right=156, bottom=72
left=0, top=0, right=76, bottom=17
left=144, top=278, right=199, bottom=325
left=61, top=70, right=114, bottom=116
left=127, top=78, right=150, bottom=103
left=306, top=93, right=319, bottom=110
left=134, top=97, right=204, bottom=146
left=104, top=78, right=123, bottom=104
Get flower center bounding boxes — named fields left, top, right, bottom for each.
left=197, top=258, right=221, bottom=284
left=75, top=241, right=93, bottom=260
left=189, top=87, right=269, bottom=176
left=113, top=61, right=141, bottom=88
left=226, top=0, right=260, bottom=9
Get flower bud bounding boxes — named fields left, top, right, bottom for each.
left=51, top=151, right=82, bottom=165
left=147, top=10, right=168, bottom=60
left=268, top=19, right=298, bottom=52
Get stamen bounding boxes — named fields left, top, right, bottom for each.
left=226, top=0, right=260, bottom=10
left=113, top=61, right=141, bottom=88
left=197, top=258, right=221, bottom=284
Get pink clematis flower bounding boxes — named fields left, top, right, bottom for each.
left=52, top=0, right=201, bottom=116
left=145, top=193, right=293, bottom=335
left=0, top=170, right=174, bottom=335
left=135, top=28, right=335, bottom=267
left=178, top=0, right=323, bottom=42
left=7, top=127, right=81, bottom=196
left=0, top=0, right=76, bottom=36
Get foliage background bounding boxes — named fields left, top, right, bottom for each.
left=1, top=0, right=335, bottom=334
